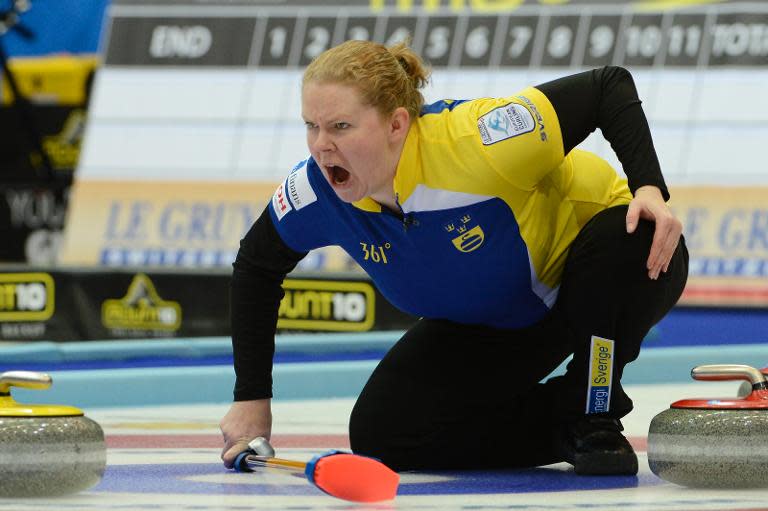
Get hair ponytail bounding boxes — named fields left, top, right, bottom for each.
left=303, top=40, right=431, bottom=120
left=388, top=41, right=430, bottom=93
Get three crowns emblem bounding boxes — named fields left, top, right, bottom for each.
left=444, top=214, right=484, bottom=253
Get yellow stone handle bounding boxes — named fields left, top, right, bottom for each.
left=0, top=371, right=52, bottom=394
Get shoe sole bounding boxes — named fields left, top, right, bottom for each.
left=572, top=451, right=639, bottom=476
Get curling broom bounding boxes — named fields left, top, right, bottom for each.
left=233, top=437, right=399, bottom=502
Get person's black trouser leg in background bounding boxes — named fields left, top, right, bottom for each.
left=349, top=205, right=688, bottom=471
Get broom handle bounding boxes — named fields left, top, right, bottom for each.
left=240, top=454, right=307, bottom=472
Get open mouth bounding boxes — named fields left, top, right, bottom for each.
left=327, top=165, right=350, bottom=186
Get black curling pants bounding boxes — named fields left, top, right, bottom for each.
left=348, top=205, right=689, bottom=471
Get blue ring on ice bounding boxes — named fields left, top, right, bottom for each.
left=93, top=463, right=662, bottom=496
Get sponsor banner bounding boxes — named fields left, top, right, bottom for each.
left=59, top=179, right=360, bottom=272
left=278, top=279, right=376, bottom=332
left=0, top=272, right=78, bottom=341
left=0, top=269, right=416, bottom=341
left=101, top=273, right=182, bottom=332
left=671, top=187, right=768, bottom=307
left=61, top=181, right=768, bottom=307
left=105, top=2, right=768, bottom=69
left=0, top=273, right=55, bottom=322
left=0, top=55, right=96, bottom=263
left=83, top=271, right=229, bottom=339
left=58, top=180, right=275, bottom=267
left=0, top=183, right=71, bottom=264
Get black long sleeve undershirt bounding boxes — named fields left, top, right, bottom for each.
left=231, top=66, right=669, bottom=400
left=535, top=66, right=669, bottom=200
left=230, top=207, right=306, bottom=400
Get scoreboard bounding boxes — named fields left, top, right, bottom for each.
left=76, top=0, right=768, bottom=185
left=103, top=2, right=768, bottom=69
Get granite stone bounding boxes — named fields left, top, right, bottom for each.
left=0, top=415, right=106, bottom=497
left=648, top=407, right=768, bottom=488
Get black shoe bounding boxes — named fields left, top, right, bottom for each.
left=561, top=416, right=638, bottom=475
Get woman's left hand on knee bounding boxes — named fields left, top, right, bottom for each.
left=625, top=185, right=683, bottom=280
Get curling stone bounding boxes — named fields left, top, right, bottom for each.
left=648, top=364, right=768, bottom=488
left=0, top=371, right=106, bottom=497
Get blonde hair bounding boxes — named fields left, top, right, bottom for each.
left=303, top=40, right=430, bottom=120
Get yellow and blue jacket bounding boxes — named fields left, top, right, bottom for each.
left=269, top=87, right=631, bottom=329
